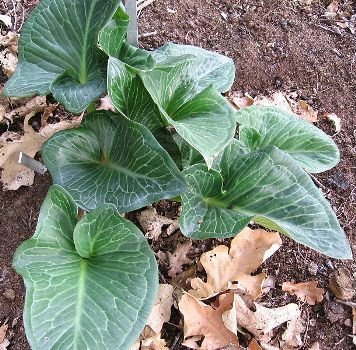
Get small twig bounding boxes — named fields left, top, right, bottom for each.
left=138, top=30, right=157, bottom=39
left=309, top=173, right=328, bottom=190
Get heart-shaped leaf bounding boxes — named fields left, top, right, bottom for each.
left=180, top=144, right=351, bottom=259
left=13, top=185, right=158, bottom=350
left=236, top=106, right=340, bottom=173
left=3, top=0, right=120, bottom=113
left=42, top=111, right=187, bottom=211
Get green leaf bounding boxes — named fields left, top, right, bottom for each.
left=139, top=46, right=236, bottom=167
left=42, top=111, right=187, bottom=211
left=107, top=57, right=181, bottom=166
left=98, top=6, right=129, bottom=58
left=3, top=0, right=120, bottom=113
left=13, top=185, right=158, bottom=350
left=180, top=146, right=352, bottom=259
left=236, top=106, right=340, bottom=173
left=152, top=43, right=235, bottom=93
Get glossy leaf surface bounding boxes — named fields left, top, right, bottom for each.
left=180, top=145, right=351, bottom=259
left=13, top=186, right=158, bottom=350
left=236, top=106, right=340, bottom=173
left=42, top=111, right=186, bottom=211
left=3, top=0, right=120, bottom=113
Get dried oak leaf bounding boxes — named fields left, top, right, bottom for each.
left=190, top=227, right=281, bottom=299
left=166, top=241, right=193, bottom=278
left=130, top=327, right=169, bottom=350
left=281, top=316, right=305, bottom=348
left=329, top=267, right=355, bottom=300
left=282, top=281, right=324, bottom=305
left=223, top=294, right=300, bottom=342
left=137, top=207, right=178, bottom=240
left=0, top=112, right=82, bottom=190
left=179, top=293, right=240, bottom=350
left=146, top=284, right=174, bottom=334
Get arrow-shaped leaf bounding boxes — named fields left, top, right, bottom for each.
left=236, top=106, right=340, bottom=173
left=180, top=144, right=352, bottom=259
left=3, top=0, right=120, bottom=113
left=13, top=185, right=158, bottom=350
left=42, top=111, right=187, bottom=211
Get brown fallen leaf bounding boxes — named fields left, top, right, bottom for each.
left=281, top=316, right=305, bottom=348
left=229, top=91, right=254, bottom=110
left=166, top=241, right=193, bottom=278
left=308, top=342, right=320, bottom=350
left=295, top=100, right=318, bottom=122
left=146, top=284, right=174, bottom=334
left=248, top=339, right=262, bottom=350
left=97, top=95, right=116, bottom=112
left=326, top=0, right=339, bottom=15
left=190, top=227, right=281, bottom=299
left=0, top=112, right=82, bottom=190
left=130, top=327, right=169, bottom=350
left=179, top=293, right=240, bottom=350
left=223, top=293, right=300, bottom=342
left=329, top=267, right=355, bottom=300
left=282, top=281, right=324, bottom=305
left=137, top=207, right=179, bottom=240
left=0, top=322, right=9, bottom=350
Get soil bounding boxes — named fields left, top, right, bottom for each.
left=0, top=0, right=355, bottom=349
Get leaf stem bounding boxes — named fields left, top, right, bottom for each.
left=126, top=0, right=139, bottom=47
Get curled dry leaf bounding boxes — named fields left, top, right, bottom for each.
left=0, top=15, right=12, bottom=28
left=137, top=207, right=179, bottom=240
left=0, top=322, right=9, bottom=350
left=254, top=92, right=294, bottom=113
left=295, top=100, right=318, bottom=122
left=146, top=284, right=174, bottom=334
left=329, top=267, right=355, bottom=300
left=229, top=91, right=254, bottom=110
left=282, top=281, right=324, bottom=305
left=190, top=227, right=281, bottom=299
left=248, top=339, right=262, bottom=350
left=0, top=111, right=82, bottom=190
left=179, top=293, right=239, bottom=350
left=4, top=96, right=47, bottom=123
left=223, top=293, right=300, bottom=342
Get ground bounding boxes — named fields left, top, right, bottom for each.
left=0, top=0, right=355, bottom=349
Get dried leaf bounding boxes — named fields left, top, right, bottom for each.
left=0, top=15, right=12, bottom=28
left=167, top=241, right=193, bottom=278
left=281, top=316, right=305, bottom=348
left=309, top=342, right=320, bottom=350
left=326, top=1, right=339, bottom=14
left=254, top=92, right=293, bottom=113
left=137, top=207, right=178, bottom=240
left=0, top=112, right=82, bottom=190
left=248, top=339, right=262, bottom=350
left=0, top=323, right=8, bottom=344
left=229, top=91, right=254, bottom=110
left=295, top=100, right=318, bottom=122
left=0, top=49, right=17, bottom=77
left=282, top=281, right=324, bottom=305
left=4, top=96, right=47, bottom=122
left=131, top=327, right=169, bottom=350
left=223, top=293, right=300, bottom=342
left=179, top=293, right=239, bottom=350
left=325, top=113, right=341, bottom=133
left=146, top=284, right=174, bottom=334
left=97, top=95, right=116, bottom=112
left=190, top=227, right=281, bottom=299
left=329, top=268, right=355, bottom=300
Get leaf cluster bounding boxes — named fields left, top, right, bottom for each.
left=3, top=1, right=351, bottom=349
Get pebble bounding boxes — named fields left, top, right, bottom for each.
left=3, top=288, right=15, bottom=301
left=308, top=262, right=318, bottom=275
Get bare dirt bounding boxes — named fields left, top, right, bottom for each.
left=0, top=0, right=355, bottom=349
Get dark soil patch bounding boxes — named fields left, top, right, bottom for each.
left=0, top=0, right=355, bottom=349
